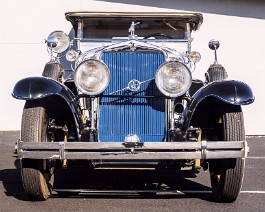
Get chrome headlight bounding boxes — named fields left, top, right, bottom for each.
left=74, top=59, right=110, bottom=95
left=46, top=31, right=70, bottom=53
left=66, top=50, right=79, bottom=62
left=189, top=51, right=201, bottom=63
left=155, top=61, right=192, bottom=97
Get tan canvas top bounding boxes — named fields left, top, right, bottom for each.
left=65, top=11, right=203, bottom=31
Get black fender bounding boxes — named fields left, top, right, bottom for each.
left=12, top=77, right=82, bottom=132
left=184, top=80, right=254, bottom=130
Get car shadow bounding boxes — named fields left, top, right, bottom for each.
left=0, top=158, right=28, bottom=201
left=0, top=159, right=214, bottom=201
left=52, top=166, right=214, bottom=201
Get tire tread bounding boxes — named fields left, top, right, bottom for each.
left=211, top=111, right=245, bottom=202
left=21, top=106, right=53, bottom=200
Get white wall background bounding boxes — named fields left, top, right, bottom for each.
left=0, top=0, right=264, bottom=135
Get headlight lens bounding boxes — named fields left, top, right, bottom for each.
left=46, top=31, right=70, bottom=53
left=155, top=61, right=192, bottom=97
left=74, top=59, right=110, bottom=95
left=66, top=50, right=79, bottom=62
left=189, top=51, right=201, bottom=63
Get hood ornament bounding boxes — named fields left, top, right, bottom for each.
left=128, top=21, right=140, bottom=40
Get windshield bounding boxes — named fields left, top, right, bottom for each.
left=82, top=19, right=188, bottom=39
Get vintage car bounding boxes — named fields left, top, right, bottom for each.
left=12, top=12, right=254, bottom=202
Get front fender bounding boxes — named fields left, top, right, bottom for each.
left=184, top=80, right=254, bottom=130
left=192, top=80, right=254, bottom=105
left=12, top=77, right=73, bottom=100
left=12, top=77, right=82, bottom=131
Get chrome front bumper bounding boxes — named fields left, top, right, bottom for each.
left=17, top=140, right=248, bottom=160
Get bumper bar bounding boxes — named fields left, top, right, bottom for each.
left=17, top=140, right=248, bottom=160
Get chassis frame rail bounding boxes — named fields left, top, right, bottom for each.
left=17, top=141, right=248, bottom=160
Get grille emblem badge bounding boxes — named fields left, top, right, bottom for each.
left=109, top=78, right=154, bottom=95
left=128, top=79, right=141, bottom=92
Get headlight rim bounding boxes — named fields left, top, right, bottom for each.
left=74, top=59, right=110, bottom=96
left=155, top=61, right=192, bottom=97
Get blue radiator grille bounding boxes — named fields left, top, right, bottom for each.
left=99, top=51, right=165, bottom=142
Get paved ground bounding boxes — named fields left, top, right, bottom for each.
left=0, top=131, right=264, bottom=212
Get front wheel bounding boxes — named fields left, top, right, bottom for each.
left=210, top=111, right=245, bottom=202
left=21, top=104, right=54, bottom=200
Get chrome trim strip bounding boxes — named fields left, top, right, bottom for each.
left=78, top=39, right=189, bottom=63
left=102, top=40, right=169, bottom=58
left=80, top=38, right=189, bottom=42
left=201, top=140, right=207, bottom=159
